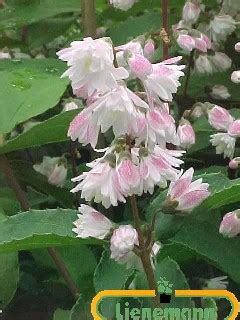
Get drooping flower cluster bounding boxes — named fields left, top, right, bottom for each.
left=58, top=35, right=210, bottom=268
left=174, top=0, right=236, bottom=74
left=231, top=42, right=240, bottom=84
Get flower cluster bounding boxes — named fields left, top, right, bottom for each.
left=174, top=0, right=236, bottom=74
left=58, top=35, right=210, bottom=267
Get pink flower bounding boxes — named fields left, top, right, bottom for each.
left=116, top=159, right=141, bottom=195
left=208, top=106, right=234, bottom=131
left=144, top=39, right=155, bottom=60
left=177, top=121, right=196, bottom=149
left=219, top=210, right=240, bottom=238
left=229, top=157, right=240, bottom=170
left=167, top=168, right=210, bottom=212
left=228, top=120, right=240, bottom=137
left=138, top=146, right=184, bottom=194
left=73, top=205, right=114, bottom=239
left=177, top=34, right=196, bottom=52
left=128, top=54, right=153, bottom=79
left=182, top=1, right=201, bottom=25
left=68, top=107, right=100, bottom=148
left=71, top=156, right=126, bottom=209
left=110, top=225, right=138, bottom=263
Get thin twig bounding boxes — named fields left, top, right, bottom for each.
left=0, top=154, right=80, bottom=300
left=81, top=0, right=97, bottom=38
left=70, top=142, right=81, bottom=208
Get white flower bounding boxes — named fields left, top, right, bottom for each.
left=195, top=54, right=213, bottom=74
left=110, top=225, right=138, bottom=263
left=90, top=84, right=148, bottom=138
left=167, top=168, right=210, bottom=212
left=142, top=56, right=185, bottom=102
left=33, top=156, right=67, bottom=187
left=57, top=37, right=129, bottom=95
left=71, top=154, right=126, bottom=209
left=210, top=133, right=236, bottom=159
left=231, top=71, right=240, bottom=84
left=110, top=0, right=137, bottom=11
left=210, top=85, right=230, bottom=100
left=210, top=15, right=236, bottom=42
left=203, top=276, right=228, bottom=290
left=177, top=121, right=196, bottom=149
left=0, top=52, right=11, bottom=59
left=63, top=101, right=79, bottom=112
left=73, top=205, right=114, bottom=239
left=210, top=52, right=232, bottom=72
left=182, top=1, right=201, bottom=25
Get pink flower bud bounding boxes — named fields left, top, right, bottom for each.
left=73, top=205, right=114, bottom=239
left=208, top=105, right=233, bottom=131
left=117, top=159, right=140, bottom=195
left=228, top=120, right=240, bottom=137
left=128, top=54, right=153, bottom=79
left=177, top=34, right=196, bottom=52
left=229, top=158, right=240, bottom=169
left=177, top=122, right=196, bottom=149
left=231, top=70, right=240, bottom=84
left=235, top=42, right=240, bottom=52
left=110, top=225, right=139, bottom=264
left=182, top=1, right=201, bottom=24
left=167, top=168, right=210, bottom=212
left=144, top=40, right=155, bottom=59
left=219, top=210, right=240, bottom=238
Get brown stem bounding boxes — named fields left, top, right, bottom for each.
left=0, top=154, right=80, bottom=299
left=183, top=50, right=195, bottom=98
left=130, top=196, right=160, bottom=307
left=70, top=142, right=81, bottom=208
left=162, top=0, right=169, bottom=60
left=81, top=0, right=97, bottom=38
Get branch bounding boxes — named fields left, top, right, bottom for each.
left=0, top=154, right=80, bottom=300
left=81, top=0, right=97, bottom=38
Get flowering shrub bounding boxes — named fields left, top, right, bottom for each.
left=0, top=0, right=239, bottom=319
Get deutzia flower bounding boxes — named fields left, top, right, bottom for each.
left=208, top=105, right=233, bottom=131
left=167, top=168, right=210, bottom=212
left=219, top=210, right=240, bottom=238
left=110, top=0, right=137, bottom=11
left=33, top=156, right=68, bottom=187
left=182, top=1, right=201, bottom=25
left=210, top=15, right=236, bottom=42
left=177, top=120, right=196, bottom=149
left=73, top=205, right=114, bottom=239
left=231, top=71, right=240, bottom=84
left=203, top=276, right=229, bottom=290
left=195, top=54, right=213, bottom=73
left=210, top=85, right=230, bottom=100
left=57, top=37, right=129, bottom=95
left=210, top=133, right=236, bottom=159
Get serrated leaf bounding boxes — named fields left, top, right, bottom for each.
left=0, top=110, right=79, bottom=154
left=94, top=250, right=133, bottom=319
left=0, top=59, right=68, bottom=135
left=0, top=209, right=102, bottom=253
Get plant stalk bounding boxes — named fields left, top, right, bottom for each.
left=81, top=0, right=97, bottom=38
left=162, top=0, right=169, bottom=60
left=0, top=154, right=80, bottom=300
left=130, top=196, right=160, bottom=307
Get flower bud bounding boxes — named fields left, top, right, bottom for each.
left=177, top=120, right=196, bottom=149
left=229, top=157, right=240, bottom=170
left=144, top=39, right=155, bottom=59
left=182, top=1, right=201, bottom=24
left=110, top=225, right=138, bottom=262
left=73, top=204, right=114, bottom=239
left=231, top=70, right=240, bottom=84
left=219, top=210, right=240, bottom=238
left=63, top=101, right=79, bottom=112
left=228, top=120, right=240, bottom=137
left=235, top=42, right=240, bottom=52
left=210, top=85, right=230, bottom=100
left=208, top=105, right=233, bottom=131
left=110, top=0, right=136, bottom=11
left=177, top=34, right=196, bottom=52
left=128, top=54, right=153, bottom=79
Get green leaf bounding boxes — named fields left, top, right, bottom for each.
left=0, top=252, right=19, bottom=309
left=155, top=258, right=193, bottom=308
left=94, top=250, right=133, bottom=319
left=0, top=59, right=68, bottom=135
left=170, top=214, right=240, bottom=284
left=0, top=0, right=80, bottom=30
left=0, top=110, right=78, bottom=154
left=70, top=297, right=92, bottom=320
left=53, top=309, right=71, bottom=320
left=107, top=11, right=161, bottom=45
left=0, top=209, right=102, bottom=253
left=11, top=160, right=74, bottom=208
